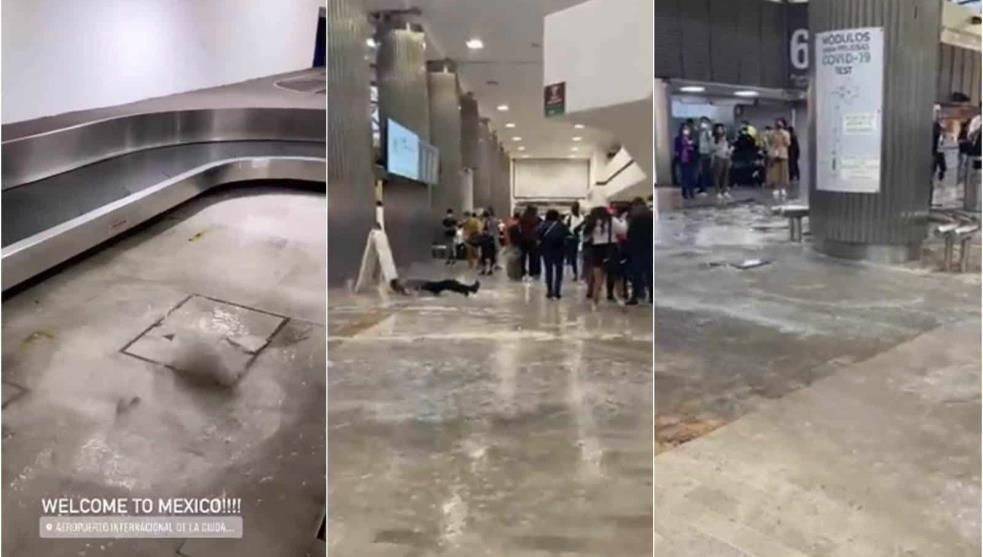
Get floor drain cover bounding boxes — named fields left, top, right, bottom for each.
left=122, top=295, right=286, bottom=386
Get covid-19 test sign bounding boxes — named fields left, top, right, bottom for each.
left=815, top=27, right=884, bottom=194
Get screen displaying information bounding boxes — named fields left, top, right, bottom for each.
left=386, top=118, right=420, bottom=181
left=815, top=26, right=884, bottom=193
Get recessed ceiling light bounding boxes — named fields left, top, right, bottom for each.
left=734, top=90, right=759, bottom=98
left=466, top=38, right=484, bottom=50
left=366, top=38, right=377, bottom=48
left=505, top=122, right=516, bottom=128
left=574, top=124, right=585, bottom=129
left=680, top=85, right=706, bottom=93
left=522, top=154, right=531, bottom=158
left=517, top=146, right=526, bottom=151
left=571, top=147, right=579, bottom=152
left=511, top=136, right=522, bottom=141
left=568, top=155, right=577, bottom=159
left=497, top=104, right=509, bottom=112
left=572, top=136, right=582, bottom=142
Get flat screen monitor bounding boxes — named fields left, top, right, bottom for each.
left=386, top=118, right=419, bottom=180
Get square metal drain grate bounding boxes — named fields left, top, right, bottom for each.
left=122, top=295, right=287, bottom=386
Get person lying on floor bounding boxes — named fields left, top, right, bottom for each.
left=389, top=278, right=480, bottom=297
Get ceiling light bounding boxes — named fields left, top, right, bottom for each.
left=505, top=122, right=516, bottom=128
left=572, top=136, right=582, bottom=142
left=517, top=146, right=526, bottom=151
left=734, top=90, right=759, bottom=98
left=511, top=136, right=522, bottom=141
left=522, top=154, right=531, bottom=158
left=574, top=124, right=585, bottom=129
left=571, top=147, right=579, bottom=152
left=497, top=104, right=509, bottom=112
left=466, top=38, right=484, bottom=50
left=366, top=38, right=377, bottom=48
left=679, top=85, right=706, bottom=93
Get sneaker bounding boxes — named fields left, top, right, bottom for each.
left=724, top=192, right=733, bottom=200
left=471, top=281, right=481, bottom=294
left=697, top=191, right=708, bottom=198
left=772, top=190, right=780, bottom=200
left=625, top=298, right=639, bottom=306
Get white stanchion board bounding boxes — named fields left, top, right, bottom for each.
left=815, top=26, right=884, bottom=194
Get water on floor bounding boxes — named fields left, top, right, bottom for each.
left=328, top=264, right=653, bottom=556
left=654, top=197, right=981, bottom=555
left=1, top=186, right=326, bottom=557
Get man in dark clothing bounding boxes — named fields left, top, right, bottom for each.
left=518, top=206, right=542, bottom=279
left=390, top=278, right=480, bottom=297
left=441, top=209, right=458, bottom=265
left=538, top=209, right=571, bottom=300
left=625, top=198, right=653, bottom=305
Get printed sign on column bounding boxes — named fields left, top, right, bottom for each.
left=815, top=27, right=884, bottom=193
left=544, top=82, right=565, bottom=117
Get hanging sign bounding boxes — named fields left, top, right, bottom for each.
left=815, top=27, right=884, bottom=193
left=544, top=82, right=566, bottom=117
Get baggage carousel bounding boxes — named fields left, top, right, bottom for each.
left=3, top=79, right=326, bottom=290
left=1, top=71, right=327, bottom=557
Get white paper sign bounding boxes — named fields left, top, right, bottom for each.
left=815, top=27, right=884, bottom=193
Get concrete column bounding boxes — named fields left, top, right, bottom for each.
left=808, top=0, right=942, bottom=262
left=494, top=144, right=511, bottom=220
left=460, top=93, right=480, bottom=170
left=473, top=118, right=493, bottom=210
left=427, top=60, right=464, bottom=230
left=376, top=17, right=431, bottom=269
left=327, top=0, right=375, bottom=287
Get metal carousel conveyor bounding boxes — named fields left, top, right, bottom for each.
left=2, top=105, right=326, bottom=291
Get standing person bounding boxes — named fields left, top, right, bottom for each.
left=482, top=208, right=501, bottom=273
left=788, top=126, right=801, bottom=197
left=697, top=116, right=714, bottom=196
left=625, top=198, right=653, bottom=305
left=583, top=206, right=627, bottom=308
left=674, top=123, right=698, bottom=199
left=477, top=210, right=498, bottom=276
left=711, top=123, right=732, bottom=200
left=766, top=118, right=792, bottom=200
left=519, top=206, right=542, bottom=280
left=441, top=209, right=458, bottom=265
left=605, top=207, right=630, bottom=302
left=538, top=209, right=570, bottom=300
left=564, top=202, right=585, bottom=280
left=461, top=211, right=483, bottom=269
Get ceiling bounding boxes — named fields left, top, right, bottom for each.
left=363, top=0, right=617, bottom=161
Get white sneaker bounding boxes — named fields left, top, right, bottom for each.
left=724, top=192, right=733, bottom=200
left=772, top=190, right=780, bottom=200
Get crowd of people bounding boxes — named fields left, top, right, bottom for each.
left=673, top=116, right=800, bottom=201
left=439, top=198, right=653, bottom=307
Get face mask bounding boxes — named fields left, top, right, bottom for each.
left=683, top=130, right=690, bottom=137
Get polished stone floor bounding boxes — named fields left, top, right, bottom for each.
left=654, top=199, right=981, bottom=555
left=2, top=187, right=326, bottom=557
left=327, top=264, right=653, bottom=556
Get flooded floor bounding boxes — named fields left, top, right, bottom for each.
left=327, top=265, right=653, bottom=556
left=1, top=186, right=326, bottom=557
left=654, top=196, right=981, bottom=555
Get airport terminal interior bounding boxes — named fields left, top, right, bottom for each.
left=327, top=0, right=653, bottom=554
left=1, top=2, right=327, bottom=556
left=653, top=0, right=981, bottom=555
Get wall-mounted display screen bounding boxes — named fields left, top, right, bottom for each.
left=386, top=118, right=420, bottom=181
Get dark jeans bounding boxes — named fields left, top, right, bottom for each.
left=680, top=161, right=697, bottom=199
left=698, top=155, right=712, bottom=191
left=420, top=279, right=473, bottom=296
left=629, top=251, right=652, bottom=302
left=521, top=241, right=541, bottom=277
left=543, top=250, right=565, bottom=297
left=565, top=239, right=579, bottom=279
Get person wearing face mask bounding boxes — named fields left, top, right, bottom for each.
left=674, top=123, right=698, bottom=200
left=697, top=116, right=714, bottom=196
left=766, top=118, right=792, bottom=200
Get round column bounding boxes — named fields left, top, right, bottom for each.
left=808, top=0, right=942, bottom=262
